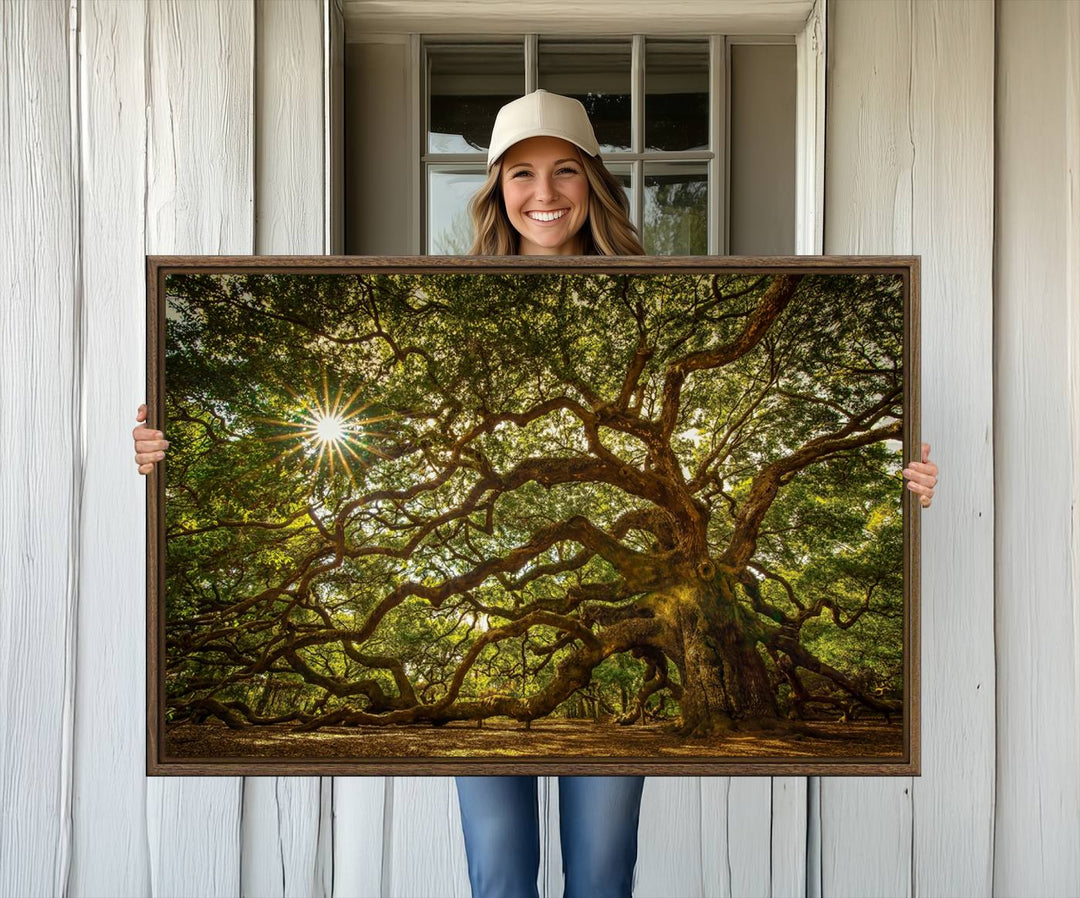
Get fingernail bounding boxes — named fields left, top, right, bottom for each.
left=164, top=440, right=170, bottom=447
left=156, top=452, right=165, bottom=459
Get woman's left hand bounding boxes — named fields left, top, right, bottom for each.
left=902, top=442, right=938, bottom=508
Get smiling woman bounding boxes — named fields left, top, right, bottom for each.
left=466, top=89, right=645, bottom=257
left=499, top=137, right=591, bottom=255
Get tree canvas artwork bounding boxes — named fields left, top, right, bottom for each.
left=147, top=257, right=920, bottom=775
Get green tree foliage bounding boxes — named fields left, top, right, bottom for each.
left=163, top=270, right=906, bottom=734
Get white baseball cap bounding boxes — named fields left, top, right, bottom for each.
left=486, top=89, right=601, bottom=169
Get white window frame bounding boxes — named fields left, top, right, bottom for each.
left=389, top=0, right=826, bottom=256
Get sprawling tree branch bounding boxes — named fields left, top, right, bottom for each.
left=164, top=270, right=907, bottom=732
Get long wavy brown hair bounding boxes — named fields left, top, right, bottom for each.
left=467, top=148, right=645, bottom=256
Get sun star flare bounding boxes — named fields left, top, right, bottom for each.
left=315, top=413, right=346, bottom=443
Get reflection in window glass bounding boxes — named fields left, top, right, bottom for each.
left=428, top=168, right=487, bottom=254
left=538, top=41, right=632, bottom=153
left=645, top=40, right=709, bottom=152
left=643, top=163, right=708, bottom=255
left=603, top=163, right=634, bottom=222
left=428, top=44, right=524, bottom=154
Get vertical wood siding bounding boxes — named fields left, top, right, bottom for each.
left=0, top=2, right=79, bottom=896
left=243, top=3, right=330, bottom=897
left=69, top=0, right=152, bottom=894
left=994, top=1, right=1080, bottom=892
left=637, top=776, right=708, bottom=897
left=142, top=1, right=253, bottom=893
left=387, top=777, right=470, bottom=897
left=2, top=2, right=1076, bottom=897
left=907, top=5, right=997, bottom=894
left=333, top=776, right=386, bottom=897
left=825, top=1, right=997, bottom=896
left=824, top=5, right=917, bottom=890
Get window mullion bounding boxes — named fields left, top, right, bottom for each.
left=631, top=34, right=645, bottom=236
left=709, top=34, right=727, bottom=256
left=417, top=37, right=428, bottom=253
left=525, top=34, right=537, bottom=93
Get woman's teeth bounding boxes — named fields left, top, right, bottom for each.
left=527, top=209, right=567, bottom=222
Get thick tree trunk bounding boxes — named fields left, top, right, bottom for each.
left=655, top=570, right=778, bottom=737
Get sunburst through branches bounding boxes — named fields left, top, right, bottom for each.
left=251, top=369, right=396, bottom=488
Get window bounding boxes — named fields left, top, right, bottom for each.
left=421, top=35, right=795, bottom=256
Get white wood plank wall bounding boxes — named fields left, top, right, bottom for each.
left=1, top=1, right=1077, bottom=897
left=245, top=3, right=332, bottom=898
left=824, top=3, right=997, bottom=897
left=0, top=2, right=79, bottom=897
left=71, top=2, right=151, bottom=895
left=143, top=0, right=252, bottom=894
left=994, top=1, right=1080, bottom=893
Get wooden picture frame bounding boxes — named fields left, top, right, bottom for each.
left=146, top=255, right=920, bottom=776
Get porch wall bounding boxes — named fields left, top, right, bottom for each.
left=1, top=1, right=1077, bottom=896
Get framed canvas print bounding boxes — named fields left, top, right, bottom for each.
left=146, top=256, right=920, bottom=776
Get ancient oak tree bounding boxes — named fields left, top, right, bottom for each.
left=164, top=270, right=905, bottom=738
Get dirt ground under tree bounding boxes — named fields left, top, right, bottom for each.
left=165, top=715, right=904, bottom=761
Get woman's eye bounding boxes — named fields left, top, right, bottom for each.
left=558, top=167, right=580, bottom=175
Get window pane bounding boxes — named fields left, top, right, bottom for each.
left=643, top=163, right=708, bottom=255
left=604, top=163, right=634, bottom=216
left=538, top=41, right=631, bottom=153
left=645, top=40, right=709, bottom=152
left=428, top=167, right=487, bottom=254
left=428, top=44, right=524, bottom=154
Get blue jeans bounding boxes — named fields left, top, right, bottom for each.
left=454, top=775, right=646, bottom=898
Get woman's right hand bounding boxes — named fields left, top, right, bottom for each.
left=133, top=403, right=169, bottom=475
